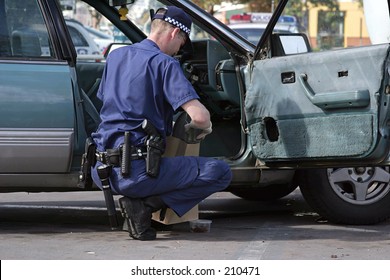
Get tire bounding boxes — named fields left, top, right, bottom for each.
left=230, top=183, right=298, bottom=201
left=299, top=167, right=390, bottom=225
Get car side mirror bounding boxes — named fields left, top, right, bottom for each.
left=103, top=42, right=131, bottom=58
left=271, top=33, right=311, bottom=57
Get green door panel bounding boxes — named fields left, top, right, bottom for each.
left=0, top=63, right=74, bottom=128
left=245, top=44, right=389, bottom=162
left=0, top=62, right=75, bottom=172
left=249, top=114, right=375, bottom=159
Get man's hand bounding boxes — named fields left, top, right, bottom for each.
left=180, top=99, right=212, bottom=143
left=184, top=121, right=212, bottom=143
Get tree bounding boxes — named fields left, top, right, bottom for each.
left=194, top=0, right=345, bottom=20
left=191, top=0, right=223, bottom=13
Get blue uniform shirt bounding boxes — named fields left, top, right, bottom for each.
left=92, top=39, right=199, bottom=151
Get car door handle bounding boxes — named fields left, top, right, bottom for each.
left=298, top=73, right=370, bottom=109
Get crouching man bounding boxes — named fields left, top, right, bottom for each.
left=90, top=6, right=232, bottom=240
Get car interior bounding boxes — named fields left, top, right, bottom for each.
left=76, top=38, right=244, bottom=160
left=74, top=1, right=311, bottom=163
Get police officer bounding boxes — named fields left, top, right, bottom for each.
left=91, top=6, right=232, bottom=240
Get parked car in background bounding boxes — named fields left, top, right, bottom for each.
left=85, top=26, right=114, bottom=54
left=228, top=12, right=302, bottom=45
left=65, top=20, right=101, bottom=56
left=229, top=12, right=303, bottom=32
left=228, top=23, right=292, bottom=45
left=40, top=19, right=101, bottom=58
left=0, top=0, right=389, bottom=226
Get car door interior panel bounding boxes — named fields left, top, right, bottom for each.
left=245, top=44, right=390, bottom=161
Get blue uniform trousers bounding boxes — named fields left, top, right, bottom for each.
left=92, top=156, right=232, bottom=216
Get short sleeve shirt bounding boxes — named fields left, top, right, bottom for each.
left=92, top=39, right=199, bottom=151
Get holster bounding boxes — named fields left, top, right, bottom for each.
left=78, top=137, right=96, bottom=188
left=145, top=136, right=164, bottom=177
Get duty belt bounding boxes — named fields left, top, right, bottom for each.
left=96, top=146, right=147, bottom=167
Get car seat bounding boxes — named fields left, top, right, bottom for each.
left=11, top=27, right=41, bottom=57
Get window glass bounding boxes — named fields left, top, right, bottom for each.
left=116, top=0, right=213, bottom=40
left=68, top=26, right=89, bottom=47
left=60, top=0, right=213, bottom=59
left=0, top=0, right=53, bottom=58
left=61, top=2, right=120, bottom=57
left=281, top=0, right=389, bottom=51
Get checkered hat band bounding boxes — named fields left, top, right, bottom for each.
left=164, top=17, right=191, bottom=36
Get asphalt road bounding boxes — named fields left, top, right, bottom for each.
left=1, top=189, right=390, bottom=260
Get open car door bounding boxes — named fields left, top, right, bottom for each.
left=245, top=0, right=390, bottom=167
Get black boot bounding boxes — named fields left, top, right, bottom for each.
left=143, top=196, right=166, bottom=211
left=143, top=196, right=168, bottom=221
left=118, top=197, right=156, bottom=241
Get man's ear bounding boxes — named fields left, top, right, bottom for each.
left=171, top=27, right=181, bottom=40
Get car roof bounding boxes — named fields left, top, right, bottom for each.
left=228, top=23, right=293, bottom=33
left=85, top=26, right=113, bottom=39
left=228, top=23, right=268, bottom=29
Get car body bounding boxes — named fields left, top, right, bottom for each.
left=0, top=0, right=389, bottom=225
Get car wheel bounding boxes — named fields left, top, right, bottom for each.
left=299, top=167, right=390, bottom=225
left=230, top=183, right=298, bottom=201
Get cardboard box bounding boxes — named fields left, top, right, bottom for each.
left=164, top=136, right=200, bottom=157
left=151, top=136, right=199, bottom=224
left=152, top=205, right=198, bottom=225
